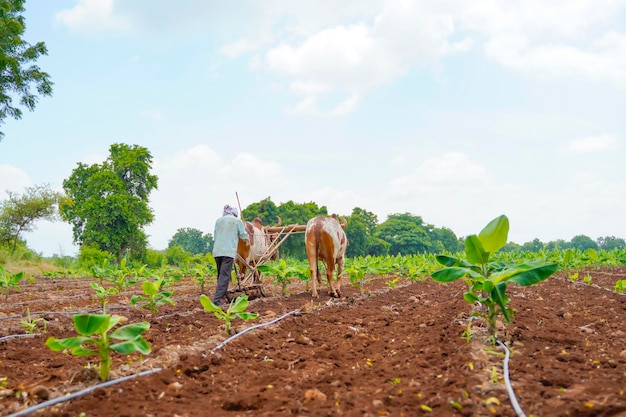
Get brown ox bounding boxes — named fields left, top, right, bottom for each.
left=236, top=217, right=280, bottom=283
left=305, top=214, right=348, bottom=298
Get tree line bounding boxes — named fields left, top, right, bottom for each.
left=1, top=142, right=624, bottom=266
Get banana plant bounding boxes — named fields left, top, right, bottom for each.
left=257, top=259, right=308, bottom=296
left=46, top=314, right=150, bottom=381
left=130, top=278, right=174, bottom=316
left=431, top=215, right=558, bottom=342
left=0, top=265, right=25, bottom=300
left=200, top=294, right=258, bottom=334
left=90, top=282, right=118, bottom=313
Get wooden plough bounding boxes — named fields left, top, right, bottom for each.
left=227, top=223, right=307, bottom=300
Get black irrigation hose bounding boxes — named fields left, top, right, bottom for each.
left=5, top=368, right=163, bottom=417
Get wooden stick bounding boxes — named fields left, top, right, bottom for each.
left=235, top=191, right=244, bottom=220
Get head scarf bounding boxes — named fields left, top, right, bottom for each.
left=223, top=204, right=238, bottom=217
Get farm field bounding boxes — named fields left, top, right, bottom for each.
left=1, top=267, right=625, bottom=417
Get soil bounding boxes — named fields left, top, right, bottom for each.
left=0, top=267, right=625, bottom=417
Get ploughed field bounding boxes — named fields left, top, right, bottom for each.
left=1, top=267, right=625, bottom=417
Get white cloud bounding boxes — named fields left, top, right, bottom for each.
left=55, top=0, right=130, bottom=34
left=0, top=165, right=32, bottom=198
left=389, top=152, right=489, bottom=196
left=263, top=2, right=466, bottom=115
left=568, top=134, right=619, bottom=153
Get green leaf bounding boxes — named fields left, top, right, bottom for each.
left=142, top=280, right=160, bottom=296
left=478, top=215, right=509, bottom=253
left=111, top=337, right=151, bottom=355
left=492, top=283, right=511, bottom=323
left=463, top=292, right=479, bottom=303
left=45, top=336, right=92, bottom=351
left=435, top=255, right=459, bottom=267
left=509, top=263, right=558, bottom=286
left=431, top=267, right=470, bottom=282
left=234, top=312, right=259, bottom=321
left=110, top=322, right=150, bottom=341
left=74, top=314, right=109, bottom=336
left=72, top=345, right=98, bottom=357
left=229, top=295, right=249, bottom=313
left=200, top=294, right=222, bottom=313
left=465, top=235, right=489, bottom=265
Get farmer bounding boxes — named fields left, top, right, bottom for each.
left=212, top=204, right=249, bottom=306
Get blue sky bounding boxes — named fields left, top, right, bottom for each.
left=1, top=0, right=625, bottom=257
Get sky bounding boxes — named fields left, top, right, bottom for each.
left=1, top=0, right=625, bottom=257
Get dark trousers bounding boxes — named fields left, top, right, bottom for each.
left=214, top=256, right=234, bottom=305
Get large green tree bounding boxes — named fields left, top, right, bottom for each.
left=375, top=213, right=433, bottom=255
left=0, top=0, right=53, bottom=140
left=60, top=144, right=158, bottom=262
left=0, top=184, right=61, bottom=252
left=241, top=197, right=280, bottom=225
left=569, top=234, right=599, bottom=252
left=168, top=227, right=213, bottom=255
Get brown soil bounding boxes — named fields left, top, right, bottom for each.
left=1, top=267, right=625, bottom=417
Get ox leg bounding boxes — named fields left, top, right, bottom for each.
left=308, top=259, right=320, bottom=298
left=326, top=261, right=340, bottom=298
left=335, top=257, right=345, bottom=297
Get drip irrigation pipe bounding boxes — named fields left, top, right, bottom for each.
left=0, top=306, right=129, bottom=322
left=0, top=334, right=40, bottom=342
left=4, top=308, right=304, bottom=417
left=497, top=340, right=527, bottom=417
left=211, top=309, right=302, bottom=352
left=5, top=368, right=163, bottom=417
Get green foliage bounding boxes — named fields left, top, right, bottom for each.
left=130, top=278, right=175, bottom=316
left=199, top=294, right=259, bottom=334
left=0, top=184, right=61, bottom=253
left=21, top=307, right=46, bottom=334
left=614, top=279, right=626, bottom=294
left=90, top=282, right=117, bottom=313
left=257, top=258, right=308, bottom=296
left=0, top=0, right=53, bottom=140
left=164, top=245, right=191, bottom=268
left=143, top=248, right=166, bottom=269
left=431, top=215, right=558, bottom=342
left=78, top=245, right=114, bottom=270
left=60, top=143, right=158, bottom=262
left=598, top=236, right=626, bottom=250
left=376, top=214, right=433, bottom=255
left=241, top=197, right=280, bottom=226
left=570, top=235, right=599, bottom=252
left=46, top=314, right=150, bottom=381
left=0, top=264, right=24, bottom=299
left=168, top=228, right=213, bottom=255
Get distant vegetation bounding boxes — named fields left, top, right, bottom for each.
left=1, top=150, right=624, bottom=271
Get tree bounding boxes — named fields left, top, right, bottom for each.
left=351, top=207, right=378, bottom=235
left=597, top=236, right=626, bottom=250
left=569, top=235, right=598, bottom=252
left=0, top=184, right=61, bottom=252
left=168, top=227, right=213, bottom=255
left=521, top=238, right=544, bottom=253
left=0, top=0, right=53, bottom=140
left=375, top=213, right=433, bottom=255
left=345, top=216, right=367, bottom=257
left=241, top=197, right=280, bottom=225
left=427, top=226, right=461, bottom=253
left=60, top=143, right=158, bottom=262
